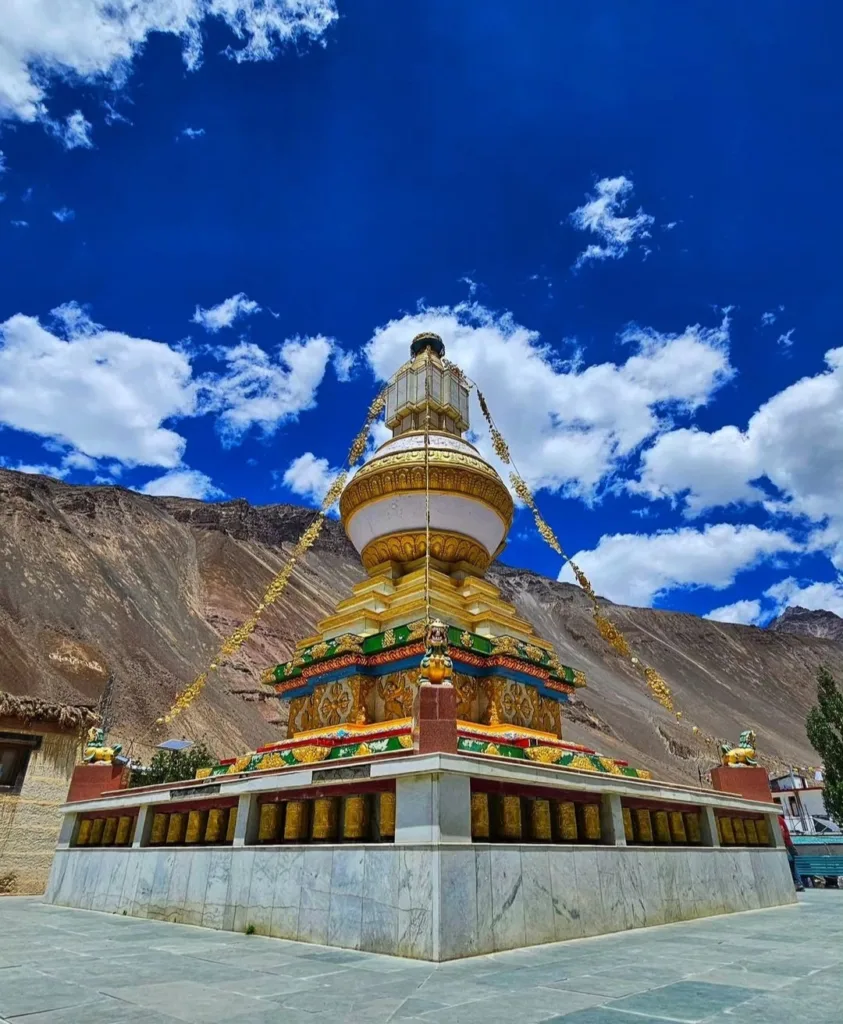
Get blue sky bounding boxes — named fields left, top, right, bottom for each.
left=1, top=1, right=841, bottom=624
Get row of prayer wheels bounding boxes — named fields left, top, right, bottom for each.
left=75, top=815, right=135, bottom=847
left=149, top=806, right=238, bottom=845
left=717, top=815, right=769, bottom=846
left=256, top=792, right=396, bottom=844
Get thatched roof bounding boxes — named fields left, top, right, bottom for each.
left=0, top=691, right=100, bottom=730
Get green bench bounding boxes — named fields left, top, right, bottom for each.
left=794, top=855, right=843, bottom=880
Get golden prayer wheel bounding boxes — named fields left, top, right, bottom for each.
left=719, top=817, right=736, bottom=845
left=205, top=808, right=226, bottom=843
left=150, top=812, right=168, bottom=845
left=580, top=803, right=602, bottom=842
left=258, top=802, right=281, bottom=842
left=499, top=795, right=522, bottom=840
left=225, top=807, right=238, bottom=843
left=634, top=809, right=653, bottom=843
left=555, top=800, right=578, bottom=841
left=378, top=791, right=396, bottom=840
left=311, top=798, right=339, bottom=841
left=756, top=817, right=770, bottom=846
left=76, top=818, right=92, bottom=846
left=89, top=818, right=105, bottom=846
left=744, top=819, right=759, bottom=845
left=683, top=812, right=701, bottom=844
left=283, top=800, right=309, bottom=841
left=102, top=817, right=118, bottom=846
left=669, top=811, right=687, bottom=844
left=186, top=809, right=208, bottom=844
left=530, top=799, right=552, bottom=842
left=115, top=816, right=133, bottom=846
left=654, top=810, right=671, bottom=844
left=166, top=812, right=187, bottom=845
left=342, top=795, right=368, bottom=840
left=622, top=807, right=634, bottom=842
left=732, top=818, right=747, bottom=845
left=471, top=792, right=490, bottom=839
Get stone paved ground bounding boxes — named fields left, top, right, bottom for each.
left=1, top=892, right=840, bottom=1023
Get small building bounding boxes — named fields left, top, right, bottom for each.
left=0, top=691, right=99, bottom=895
left=770, top=770, right=840, bottom=836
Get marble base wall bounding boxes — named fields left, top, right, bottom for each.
left=44, top=843, right=796, bottom=961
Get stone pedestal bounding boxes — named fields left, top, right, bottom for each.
left=711, top=765, right=773, bottom=804
left=66, top=763, right=128, bottom=804
left=413, top=682, right=458, bottom=754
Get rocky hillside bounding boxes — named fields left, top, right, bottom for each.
left=769, top=605, right=843, bottom=643
left=1, top=468, right=841, bottom=783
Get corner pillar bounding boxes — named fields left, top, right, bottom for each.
left=395, top=772, right=471, bottom=844
left=132, top=805, right=154, bottom=848
left=767, top=811, right=785, bottom=848
left=233, top=792, right=261, bottom=847
left=600, top=793, right=627, bottom=846
left=700, top=805, right=721, bottom=847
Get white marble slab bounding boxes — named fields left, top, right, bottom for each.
left=490, top=847, right=526, bottom=951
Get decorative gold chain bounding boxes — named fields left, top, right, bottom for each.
left=423, top=351, right=431, bottom=627
left=155, top=386, right=389, bottom=726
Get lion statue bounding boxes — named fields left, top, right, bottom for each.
left=418, top=618, right=453, bottom=686
left=83, top=727, right=122, bottom=765
left=720, top=729, right=758, bottom=767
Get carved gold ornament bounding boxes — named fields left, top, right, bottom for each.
left=291, top=745, right=330, bottom=764
left=361, top=530, right=490, bottom=572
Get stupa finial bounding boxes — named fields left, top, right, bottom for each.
left=410, top=331, right=445, bottom=359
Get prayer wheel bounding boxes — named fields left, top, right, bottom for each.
left=102, top=817, right=118, bottom=846
left=76, top=818, right=92, bottom=846
left=283, top=800, right=308, bottom=841
left=342, top=795, right=368, bottom=840
left=654, top=810, right=671, bottom=844
left=530, top=799, right=552, bottom=842
left=634, top=809, right=653, bottom=843
left=89, top=818, right=105, bottom=845
left=555, top=801, right=578, bottom=841
left=166, top=812, right=187, bottom=845
left=150, top=812, right=168, bottom=845
left=311, top=798, right=339, bottom=841
left=378, top=791, right=396, bottom=841
left=471, top=792, right=490, bottom=839
left=115, top=816, right=134, bottom=846
left=225, top=807, right=238, bottom=843
left=580, top=803, right=602, bottom=842
left=622, top=807, right=634, bottom=842
left=669, top=811, right=687, bottom=844
left=683, top=812, right=701, bottom=844
left=732, top=818, right=747, bottom=845
left=756, top=817, right=770, bottom=846
left=719, top=817, right=736, bottom=845
left=744, top=819, right=759, bottom=845
left=258, top=803, right=281, bottom=842
left=499, top=795, right=522, bottom=840
left=186, top=810, right=208, bottom=845
left=205, top=808, right=226, bottom=843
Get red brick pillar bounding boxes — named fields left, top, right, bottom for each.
left=412, top=682, right=458, bottom=754
left=710, top=765, right=774, bottom=804
left=66, top=763, right=129, bottom=803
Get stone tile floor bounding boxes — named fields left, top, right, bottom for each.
left=1, top=892, right=840, bottom=1023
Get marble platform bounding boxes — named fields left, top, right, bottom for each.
left=44, top=753, right=797, bottom=961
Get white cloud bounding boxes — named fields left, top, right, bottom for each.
left=140, top=468, right=224, bottom=500
left=45, top=111, right=93, bottom=150
left=777, top=329, right=794, bottom=348
left=0, top=1, right=338, bottom=127
left=631, top=346, right=843, bottom=570
left=761, top=311, right=777, bottom=326
left=11, top=219, right=28, bottom=227
left=0, top=151, right=5, bottom=175
left=765, top=577, right=843, bottom=617
left=180, top=127, right=205, bottom=139
left=704, top=599, right=763, bottom=625
left=204, top=335, right=334, bottom=443
left=558, top=523, right=800, bottom=607
left=569, top=176, right=654, bottom=268
left=366, top=301, right=732, bottom=501
left=282, top=452, right=339, bottom=506
left=61, top=450, right=98, bottom=472
left=52, top=206, right=75, bottom=222
left=332, top=346, right=356, bottom=382
left=192, top=292, right=260, bottom=332
left=0, top=457, right=68, bottom=479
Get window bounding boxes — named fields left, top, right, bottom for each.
left=0, top=734, right=40, bottom=791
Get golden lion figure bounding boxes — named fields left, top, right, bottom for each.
left=720, top=729, right=758, bottom=767
left=83, top=727, right=122, bottom=765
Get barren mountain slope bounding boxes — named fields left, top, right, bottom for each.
left=1, top=469, right=840, bottom=782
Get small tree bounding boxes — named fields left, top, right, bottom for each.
left=806, top=665, right=843, bottom=828
left=129, top=741, right=215, bottom=787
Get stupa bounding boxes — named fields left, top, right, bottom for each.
left=208, top=332, right=646, bottom=779
left=47, top=331, right=796, bottom=961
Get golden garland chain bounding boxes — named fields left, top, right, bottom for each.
left=156, top=388, right=389, bottom=726
left=476, top=389, right=677, bottom=715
